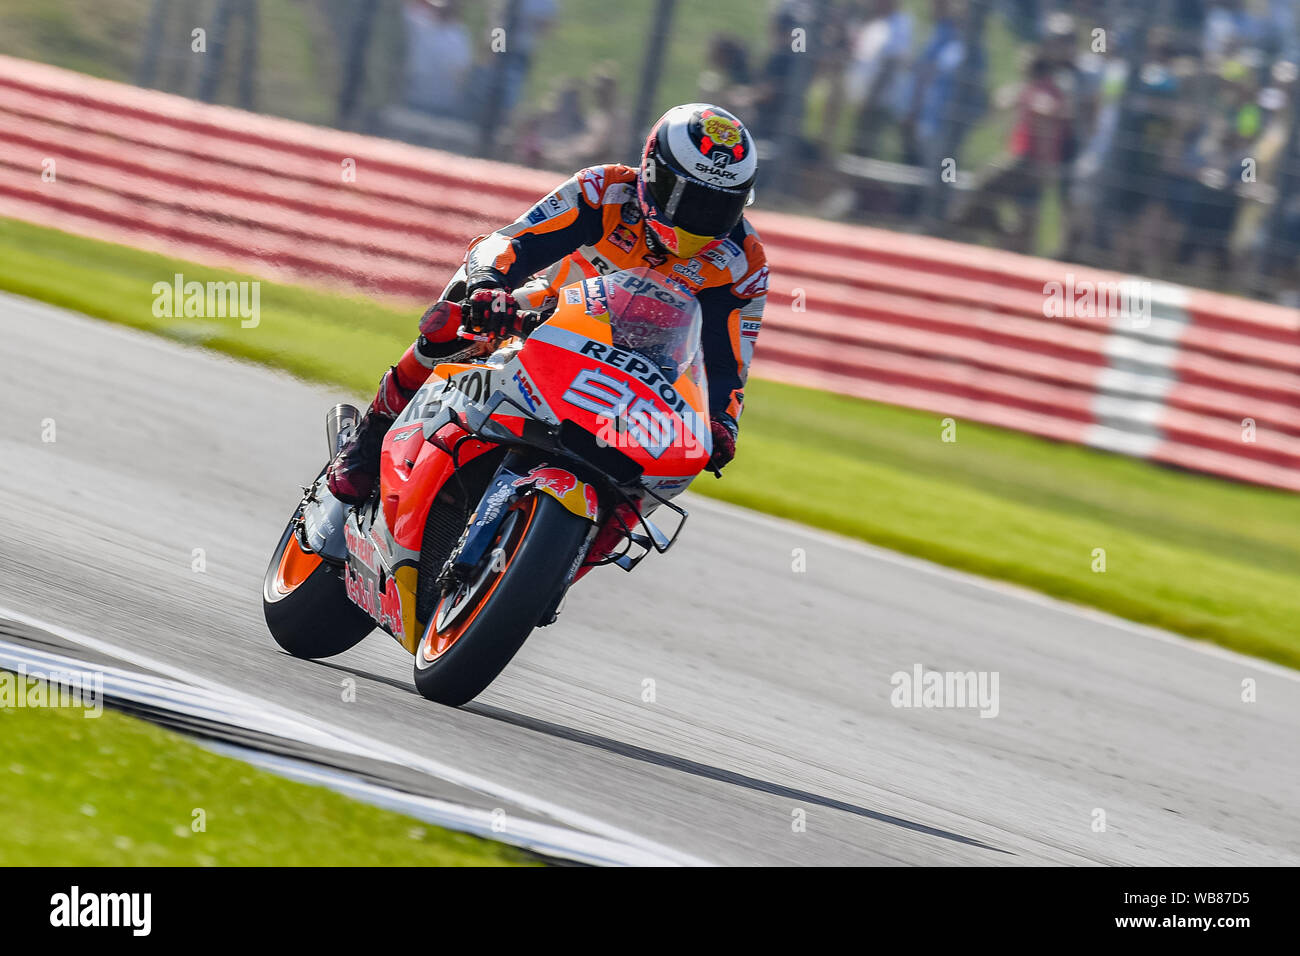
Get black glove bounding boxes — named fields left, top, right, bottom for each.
left=464, top=286, right=518, bottom=338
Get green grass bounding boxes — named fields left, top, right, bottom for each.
left=0, top=0, right=153, bottom=82
left=0, top=0, right=342, bottom=125
left=1, top=216, right=1296, bottom=669
left=0, top=697, right=532, bottom=865
left=723, top=382, right=1300, bottom=666
left=520, top=0, right=766, bottom=121
left=0, top=217, right=409, bottom=393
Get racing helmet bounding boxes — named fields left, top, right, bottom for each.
left=638, top=103, right=757, bottom=259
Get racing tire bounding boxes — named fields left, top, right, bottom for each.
left=263, top=509, right=373, bottom=658
left=413, top=492, right=588, bottom=706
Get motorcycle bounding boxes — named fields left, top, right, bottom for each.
left=262, top=267, right=713, bottom=705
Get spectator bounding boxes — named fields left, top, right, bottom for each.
left=897, top=0, right=984, bottom=171
left=1232, top=59, right=1295, bottom=271
left=698, top=33, right=755, bottom=115
left=951, top=49, right=1070, bottom=253
left=1062, top=59, right=1129, bottom=260
left=542, top=66, right=629, bottom=169
left=1102, top=27, right=1186, bottom=274
left=810, top=0, right=857, bottom=155
left=1042, top=14, right=1089, bottom=163
left=521, top=78, right=586, bottom=170
left=1204, top=1, right=1267, bottom=64
left=844, top=0, right=915, bottom=156
left=401, top=0, right=472, bottom=118
left=1169, top=57, right=1264, bottom=277
left=751, top=4, right=804, bottom=141
left=1040, top=12, right=1098, bottom=257
left=491, top=0, right=558, bottom=117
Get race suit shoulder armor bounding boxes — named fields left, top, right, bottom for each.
left=464, top=165, right=767, bottom=425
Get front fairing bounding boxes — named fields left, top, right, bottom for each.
left=376, top=270, right=712, bottom=553
left=513, top=293, right=712, bottom=478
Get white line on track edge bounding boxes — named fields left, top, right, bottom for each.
left=0, top=603, right=713, bottom=867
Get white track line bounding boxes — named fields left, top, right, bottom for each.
left=684, top=494, right=1300, bottom=683
left=199, top=742, right=681, bottom=866
left=0, top=604, right=712, bottom=866
left=0, top=638, right=681, bottom=866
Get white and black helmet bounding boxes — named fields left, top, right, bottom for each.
left=638, top=103, right=757, bottom=259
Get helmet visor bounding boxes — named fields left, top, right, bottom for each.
left=647, top=163, right=748, bottom=238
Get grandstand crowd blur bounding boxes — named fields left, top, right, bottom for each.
left=6, top=0, right=1300, bottom=303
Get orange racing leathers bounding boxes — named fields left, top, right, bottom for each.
left=328, top=164, right=767, bottom=504
left=459, top=163, right=767, bottom=434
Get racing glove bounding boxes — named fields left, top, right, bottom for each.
left=708, top=416, right=738, bottom=474
left=464, top=286, right=519, bottom=338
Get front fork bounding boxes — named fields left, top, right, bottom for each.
left=440, top=455, right=601, bottom=622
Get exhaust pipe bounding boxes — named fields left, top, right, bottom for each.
left=325, top=404, right=361, bottom=458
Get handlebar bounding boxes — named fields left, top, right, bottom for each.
left=456, top=308, right=543, bottom=344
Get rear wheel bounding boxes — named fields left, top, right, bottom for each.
left=263, top=510, right=373, bottom=658
left=413, top=492, right=589, bottom=706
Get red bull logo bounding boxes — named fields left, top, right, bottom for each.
left=344, top=566, right=405, bottom=640
left=513, top=466, right=599, bottom=519
left=513, top=466, right=577, bottom=497
left=379, top=578, right=404, bottom=640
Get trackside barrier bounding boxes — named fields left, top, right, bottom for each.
left=0, top=55, right=1295, bottom=491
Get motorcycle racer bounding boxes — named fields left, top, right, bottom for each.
left=327, top=103, right=768, bottom=505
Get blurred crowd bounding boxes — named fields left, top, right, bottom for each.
left=391, top=0, right=1300, bottom=301
left=394, top=0, right=627, bottom=167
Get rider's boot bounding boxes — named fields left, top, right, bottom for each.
left=326, top=363, right=417, bottom=505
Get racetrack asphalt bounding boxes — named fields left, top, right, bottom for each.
left=2, top=291, right=1297, bottom=865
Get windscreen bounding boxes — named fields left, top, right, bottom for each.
left=602, top=269, right=703, bottom=380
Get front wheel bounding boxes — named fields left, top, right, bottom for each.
left=263, top=510, right=373, bottom=658
left=413, top=492, right=589, bottom=706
